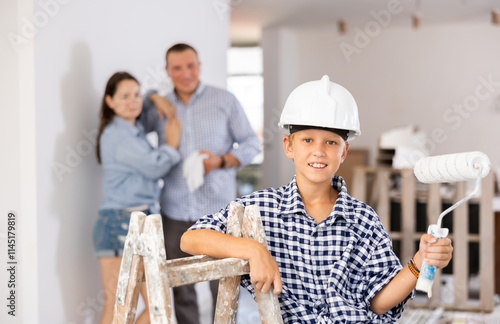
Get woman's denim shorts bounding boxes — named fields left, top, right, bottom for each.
left=93, top=207, right=150, bottom=258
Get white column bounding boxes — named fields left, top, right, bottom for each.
left=0, top=0, right=38, bottom=323
left=261, top=27, right=299, bottom=189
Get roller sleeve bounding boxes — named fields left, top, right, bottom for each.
left=414, top=151, right=490, bottom=183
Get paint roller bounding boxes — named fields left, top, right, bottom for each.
left=413, top=151, right=490, bottom=297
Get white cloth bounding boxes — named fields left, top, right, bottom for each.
left=183, top=151, right=209, bottom=192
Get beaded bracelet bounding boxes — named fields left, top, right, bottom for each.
left=408, top=258, right=420, bottom=278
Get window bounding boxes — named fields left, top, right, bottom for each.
left=227, top=46, right=263, bottom=164
left=227, top=46, right=264, bottom=194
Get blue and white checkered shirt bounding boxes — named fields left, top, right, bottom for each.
left=142, top=83, right=260, bottom=221
left=189, top=175, right=412, bottom=323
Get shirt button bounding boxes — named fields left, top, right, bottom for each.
left=316, top=270, right=321, bottom=276
left=312, top=232, right=318, bottom=238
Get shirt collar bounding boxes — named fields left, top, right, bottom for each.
left=172, top=82, right=206, bottom=105
left=279, top=175, right=354, bottom=225
left=112, top=116, right=143, bottom=136
left=328, top=175, right=355, bottom=225
left=278, top=176, right=306, bottom=216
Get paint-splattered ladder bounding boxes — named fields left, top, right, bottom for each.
left=111, top=202, right=283, bottom=324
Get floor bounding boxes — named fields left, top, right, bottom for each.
left=196, top=283, right=500, bottom=324
left=396, top=303, right=500, bottom=324
left=197, top=281, right=261, bottom=324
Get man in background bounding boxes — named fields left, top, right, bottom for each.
left=143, top=43, right=260, bottom=323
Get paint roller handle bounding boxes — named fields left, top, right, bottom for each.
left=436, top=163, right=484, bottom=227
left=415, top=225, right=449, bottom=297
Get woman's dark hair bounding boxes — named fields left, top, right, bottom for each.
left=96, top=72, right=139, bottom=164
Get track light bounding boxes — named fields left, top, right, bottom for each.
left=338, top=20, right=347, bottom=35
left=412, top=13, right=421, bottom=29
left=492, top=9, right=500, bottom=26
left=412, top=0, right=421, bottom=29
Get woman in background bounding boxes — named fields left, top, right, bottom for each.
left=94, top=72, right=181, bottom=323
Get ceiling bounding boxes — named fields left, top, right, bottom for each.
left=230, top=0, right=500, bottom=45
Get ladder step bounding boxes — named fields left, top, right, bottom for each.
left=167, top=257, right=250, bottom=287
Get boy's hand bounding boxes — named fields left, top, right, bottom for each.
left=415, top=234, right=453, bottom=269
left=248, top=243, right=282, bottom=295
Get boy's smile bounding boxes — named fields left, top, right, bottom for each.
left=309, top=162, right=327, bottom=169
left=284, top=128, right=349, bottom=186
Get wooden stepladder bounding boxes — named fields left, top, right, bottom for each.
left=112, top=202, right=283, bottom=324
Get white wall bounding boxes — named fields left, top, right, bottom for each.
left=262, top=21, right=500, bottom=187
left=1, top=0, right=230, bottom=322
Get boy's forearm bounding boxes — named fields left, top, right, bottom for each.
left=181, top=228, right=283, bottom=295
left=370, top=234, right=453, bottom=315
left=180, top=228, right=260, bottom=260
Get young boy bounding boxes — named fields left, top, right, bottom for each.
left=180, top=76, right=453, bottom=323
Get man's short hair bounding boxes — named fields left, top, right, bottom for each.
left=166, top=43, right=198, bottom=64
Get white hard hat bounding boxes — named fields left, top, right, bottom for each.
left=278, top=75, right=361, bottom=141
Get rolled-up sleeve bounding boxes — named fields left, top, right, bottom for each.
left=140, top=89, right=162, bottom=134
left=188, top=206, right=229, bottom=234
left=364, top=235, right=413, bottom=321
